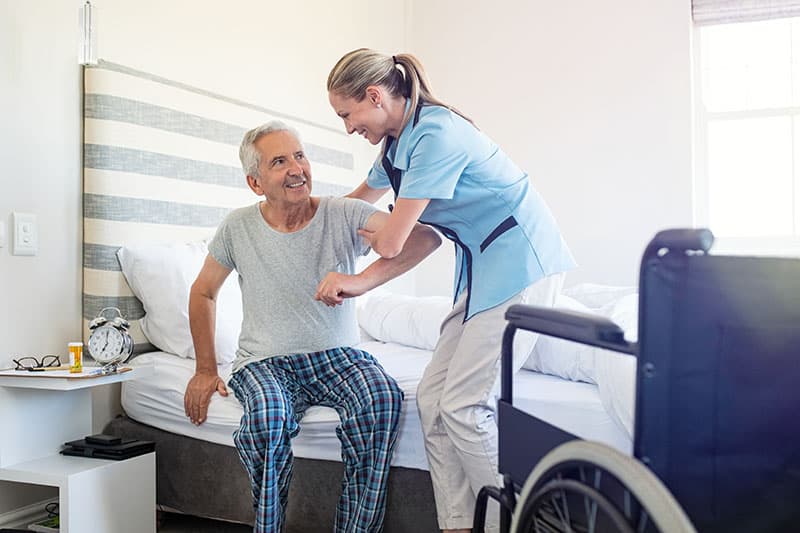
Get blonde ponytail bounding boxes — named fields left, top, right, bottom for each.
left=328, top=48, right=474, bottom=137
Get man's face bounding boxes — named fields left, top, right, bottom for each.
left=248, top=130, right=312, bottom=205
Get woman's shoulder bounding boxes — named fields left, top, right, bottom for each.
left=394, top=104, right=481, bottom=166
left=418, top=104, right=456, bottom=125
left=414, top=105, right=477, bottom=138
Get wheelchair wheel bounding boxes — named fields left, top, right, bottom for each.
left=511, top=441, right=695, bottom=533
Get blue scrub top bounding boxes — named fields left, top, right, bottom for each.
left=367, top=103, right=576, bottom=320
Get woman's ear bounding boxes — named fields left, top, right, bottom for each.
left=365, top=86, right=382, bottom=107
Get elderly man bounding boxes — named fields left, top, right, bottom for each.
left=184, top=120, right=440, bottom=533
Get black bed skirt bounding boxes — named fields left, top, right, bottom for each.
left=105, top=415, right=439, bottom=533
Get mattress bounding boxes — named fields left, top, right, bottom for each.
left=513, top=371, right=632, bottom=454
left=122, top=340, right=631, bottom=472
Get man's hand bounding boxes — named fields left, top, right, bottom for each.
left=315, top=272, right=369, bottom=307
left=184, top=371, right=228, bottom=425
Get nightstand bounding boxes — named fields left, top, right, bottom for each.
left=0, top=366, right=156, bottom=533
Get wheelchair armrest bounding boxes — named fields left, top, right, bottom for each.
left=500, top=304, right=638, bottom=403
left=505, top=304, right=637, bottom=355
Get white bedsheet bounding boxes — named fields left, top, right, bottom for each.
left=122, top=341, right=631, bottom=472
left=514, top=371, right=632, bottom=454
left=123, top=341, right=431, bottom=469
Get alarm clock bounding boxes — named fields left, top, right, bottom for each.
left=87, top=307, right=134, bottom=369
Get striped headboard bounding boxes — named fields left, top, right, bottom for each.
left=82, top=60, right=353, bottom=353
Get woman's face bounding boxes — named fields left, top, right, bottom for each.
left=328, top=91, right=387, bottom=145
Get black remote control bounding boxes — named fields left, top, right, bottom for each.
left=85, top=433, right=122, bottom=446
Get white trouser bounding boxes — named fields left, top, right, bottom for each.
left=417, top=273, right=565, bottom=532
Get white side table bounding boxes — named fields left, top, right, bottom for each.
left=0, top=366, right=156, bottom=533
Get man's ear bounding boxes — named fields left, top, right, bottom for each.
left=246, top=174, right=262, bottom=195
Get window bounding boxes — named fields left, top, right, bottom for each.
left=695, top=17, right=800, bottom=254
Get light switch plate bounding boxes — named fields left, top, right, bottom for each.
left=12, top=212, right=37, bottom=256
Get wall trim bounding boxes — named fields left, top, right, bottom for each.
left=0, top=497, right=58, bottom=529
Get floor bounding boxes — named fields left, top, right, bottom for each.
left=4, top=511, right=251, bottom=533
left=4, top=512, right=252, bottom=533
left=158, top=512, right=252, bottom=533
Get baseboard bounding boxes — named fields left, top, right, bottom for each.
left=0, top=498, right=57, bottom=529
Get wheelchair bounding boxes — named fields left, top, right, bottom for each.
left=474, top=229, right=800, bottom=532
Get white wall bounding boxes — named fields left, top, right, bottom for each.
left=1, top=0, right=84, bottom=512
left=1, top=0, right=696, bottom=518
left=0, top=0, right=406, bottom=517
left=408, top=0, right=695, bottom=288
left=0, top=2, right=83, bottom=379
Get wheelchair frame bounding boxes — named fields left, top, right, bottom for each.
left=475, top=228, right=800, bottom=532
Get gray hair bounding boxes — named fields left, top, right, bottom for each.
left=239, top=120, right=302, bottom=178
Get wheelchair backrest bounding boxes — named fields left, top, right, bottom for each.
left=633, top=234, right=800, bottom=532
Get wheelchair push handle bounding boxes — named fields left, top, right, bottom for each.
left=644, top=228, right=714, bottom=261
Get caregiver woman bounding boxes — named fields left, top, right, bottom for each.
left=327, top=48, right=575, bottom=533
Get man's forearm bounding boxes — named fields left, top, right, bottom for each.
left=188, top=289, right=219, bottom=374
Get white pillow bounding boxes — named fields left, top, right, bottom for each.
left=522, top=294, right=598, bottom=383
left=563, top=283, right=637, bottom=310
left=522, top=292, right=640, bottom=384
left=593, top=292, right=639, bottom=438
left=357, top=293, right=451, bottom=350
left=597, top=293, right=639, bottom=342
left=117, top=241, right=242, bottom=364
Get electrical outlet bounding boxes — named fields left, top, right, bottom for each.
left=12, top=212, right=37, bottom=256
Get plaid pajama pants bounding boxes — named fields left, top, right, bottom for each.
left=228, top=347, right=403, bottom=533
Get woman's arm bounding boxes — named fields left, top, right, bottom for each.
left=358, top=197, right=431, bottom=258
left=346, top=179, right=390, bottom=204
left=314, top=210, right=441, bottom=306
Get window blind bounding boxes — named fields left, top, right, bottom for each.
left=693, top=0, right=800, bottom=25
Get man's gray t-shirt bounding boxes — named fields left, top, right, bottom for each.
left=208, top=196, right=377, bottom=372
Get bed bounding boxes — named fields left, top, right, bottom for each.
left=106, top=296, right=638, bottom=531
left=81, top=59, right=640, bottom=532
left=104, top=256, right=638, bottom=532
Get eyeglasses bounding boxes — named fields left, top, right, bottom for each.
left=13, top=355, right=61, bottom=371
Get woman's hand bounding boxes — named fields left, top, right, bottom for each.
left=358, top=228, right=383, bottom=257
left=360, top=198, right=431, bottom=258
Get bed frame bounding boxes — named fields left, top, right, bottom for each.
left=83, top=61, right=439, bottom=532
left=105, top=415, right=437, bottom=532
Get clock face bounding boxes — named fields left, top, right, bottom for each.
left=88, top=324, right=129, bottom=364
